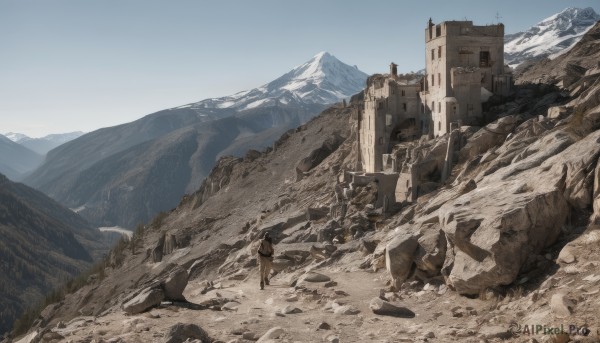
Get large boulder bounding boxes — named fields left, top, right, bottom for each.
left=440, top=186, right=568, bottom=295
left=163, top=323, right=210, bottom=343
left=163, top=266, right=189, bottom=301
left=439, top=130, right=600, bottom=295
left=385, top=232, right=419, bottom=289
left=414, top=227, right=447, bottom=279
left=122, top=288, right=164, bottom=314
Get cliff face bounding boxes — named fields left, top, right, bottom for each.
left=9, top=26, right=600, bottom=343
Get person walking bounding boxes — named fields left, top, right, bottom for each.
left=257, top=232, right=274, bottom=290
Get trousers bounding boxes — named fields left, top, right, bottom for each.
left=258, top=255, right=272, bottom=282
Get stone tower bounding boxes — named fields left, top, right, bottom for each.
left=421, top=20, right=511, bottom=137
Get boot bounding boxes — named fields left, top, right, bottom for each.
left=264, top=277, right=270, bottom=286
left=260, top=281, right=264, bottom=290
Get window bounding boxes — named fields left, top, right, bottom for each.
left=403, top=103, right=407, bottom=111
left=438, top=46, right=442, bottom=58
left=435, top=25, right=441, bottom=37
left=431, top=101, right=435, bottom=113
left=438, top=102, right=441, bottom=112
left=401, top=90, right=405, bottom=96
left=438, top=121, right=441, bottom=132
left=480, top=51, right=490, bottom=67
left=438, top=73, right=441, bottom=87
left=431, top=49, right=435, bottom=60
left=431, top=74, right=435, bottom=87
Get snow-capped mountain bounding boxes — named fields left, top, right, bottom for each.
left=4, top=131, right=85, bottom=155
left=505, top=7, right=600, bottom=67
left=183, top=52, right=368, bottom=111
left=4, top=132, right=29, bottom=142
left=25, top=52, right=368, bottom=228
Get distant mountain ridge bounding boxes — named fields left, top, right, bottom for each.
left=0, top=135, right=42, bottom=181
left=4, top=131, right=85, bottom=155
left=24, top=52, right=368, bottom=228
left=505, top=7, right=600, bottom=67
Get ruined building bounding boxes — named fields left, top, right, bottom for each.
left=421, top=19, right=512, bottom=136
left=359, top=63, right=422, bottom=173
left=350, top=19, right=513, bottom=211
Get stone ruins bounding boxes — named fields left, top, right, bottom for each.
left=352, top=19, right=514, bottom=209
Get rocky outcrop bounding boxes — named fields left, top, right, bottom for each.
left=440, top=184, right=568, bottom=294
left=459, top=115, right=519, bottom=160
left=296, top=133, right=344, bottom=173
left=385, top=232, right=419, bottom=289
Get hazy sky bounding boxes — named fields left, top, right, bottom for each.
left=1, top=0, right=599, bottom=137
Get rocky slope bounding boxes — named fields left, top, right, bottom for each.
left=0, top=174, right=113, bottom=335
left=505, top=7, right=600, bottom=67
left=24, top=52, right=366, bottom=229
left=9, top=25, right=600, bottom=343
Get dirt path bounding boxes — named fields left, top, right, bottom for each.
left=44, top=267, right=505, bottom=343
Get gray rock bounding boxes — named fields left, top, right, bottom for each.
left=317, top=322, right=331, bottom=330
left=557, top=245, right=576, bottom=264
left=369, top=298, right=415, bottom=318
left=163, top=266, right=189, bottom=301
left=333, top=304, right=360, bottom=315
left=222, top=302, right=240, bottom=311
left=162, top=323, right=210, bottom=343
left=550, top=293, right=574, bottom=318
left=122, top=288, right=164, bottom=314
left=302, top=272, right=331, bottom=282
left=414, top=228, right=447, bottom=278
left=257, top=327, right=284, bottom=342
left=385, top=232, right=419, bottom=289
left=439, top=127, right=581, bottom=296
left=280, top=305, right=302, bottom=314
left=324, top=281, right=337, bottom=288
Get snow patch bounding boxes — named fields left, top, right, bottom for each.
left=98, top=226, right=133, bottom=238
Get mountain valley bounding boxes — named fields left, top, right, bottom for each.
left=6, top=18, right=600, bottom=343
left=23, top=52, right=367, bottom=229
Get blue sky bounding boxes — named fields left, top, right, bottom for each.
left=1, top=0, right=599, bottom=137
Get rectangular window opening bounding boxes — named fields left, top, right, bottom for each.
left=480, top=51, right=490, bottom=67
